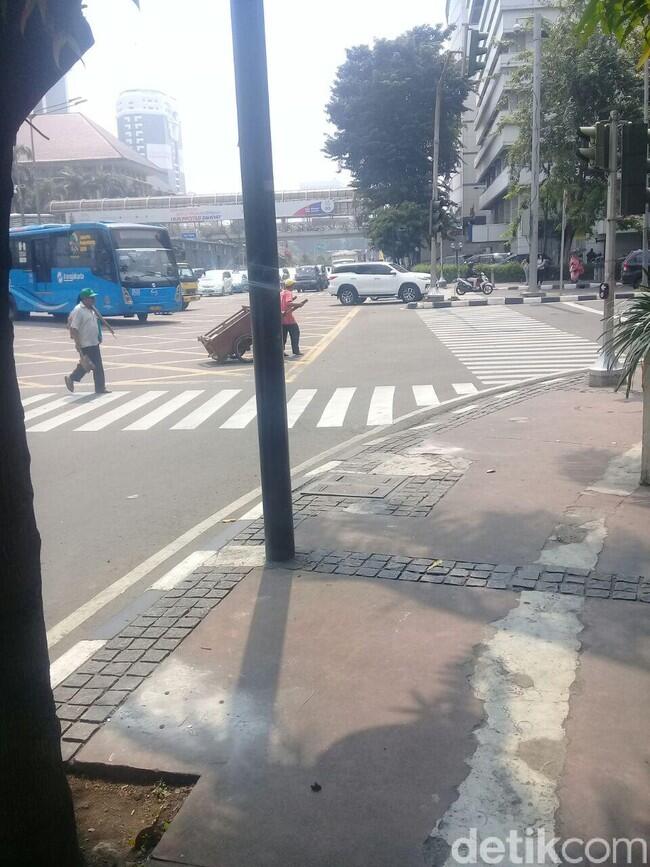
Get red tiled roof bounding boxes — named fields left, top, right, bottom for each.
left=16, top=112, right=158, bottom=171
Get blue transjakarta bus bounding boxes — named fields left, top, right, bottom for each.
left=9, top=222, right=183, bottom=322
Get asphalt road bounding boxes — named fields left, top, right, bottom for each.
left=14, top=290, right=609, bottom=658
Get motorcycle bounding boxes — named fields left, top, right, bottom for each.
left=456, top=272, right=494, bottom=296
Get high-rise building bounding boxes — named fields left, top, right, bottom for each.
left=116, top=89, right=185, bottom=194
left=34, top=75, right=69, bottom=114
left=448, top=0, right=558, bottom=253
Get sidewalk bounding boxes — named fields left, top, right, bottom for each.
left=65, top=374, right=649, bottom=866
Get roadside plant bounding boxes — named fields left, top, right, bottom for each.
left=605, top=292, right=650, bottom=484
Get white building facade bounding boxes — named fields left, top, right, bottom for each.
left=116, top=89, right=185, bottom=194
left=448, top=0, right=558, bottom=253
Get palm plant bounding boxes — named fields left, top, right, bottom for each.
left=606, top=292, right=650, bottom=484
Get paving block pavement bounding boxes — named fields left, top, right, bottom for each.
left=59, top=372, right=650, bottom=865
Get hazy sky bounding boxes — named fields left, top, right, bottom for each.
left=67, top=0, right=446, bottom=193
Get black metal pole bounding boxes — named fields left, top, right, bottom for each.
left=230, top=0, right=294, bottom=561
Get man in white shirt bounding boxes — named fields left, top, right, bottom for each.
left=64, top=288, right=114, bottom=394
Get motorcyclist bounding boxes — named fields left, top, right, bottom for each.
left=465, top=260, right=479, bottom=288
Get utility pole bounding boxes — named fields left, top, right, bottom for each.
left=28, top=119, right=41, bottom=223
left=559, top=189, right=567, bottom=292
left=429, top=72, right=443, bottom=292
left=643, top=58, right=648, bottom=284
left=230, top=0, right=295, bottom=560
left=589, top=110, right=622, bottom=386
left=528, top=11, right=542, bottom=292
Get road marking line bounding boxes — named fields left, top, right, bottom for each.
left=304, top=460, right=342, bottom=478
left=285, top=306, right=360, bottom=383
left=28, top=392, right=127, bottom=432
left=286, top=389, right=317, bottom=427
left=241, top=503, right=264, bottom=520
left=150, top=550, right=216, bottom=591
left=452, top=383, right=478, bottom=395
left=76, top=391, right=166, bottom=431
left=123, top=390, right=203, bottom=430
left=561, top=301, right=603, bottom=315
left=317, top=387, right=356, bottom=427
left=367, top=386, right=395, bottom=426
left=24, top=393, right=84, bottom=421
left=21, top=392, right=55, bottom=407
left=412, top=385, right=440, bottom=407
left=172, top=389, right=241, bottom=430
left=221, top=395, right=257, bottom=429
left=49, top=639, right=106, bottom=688
left=46, top=485, right=264, bottom=649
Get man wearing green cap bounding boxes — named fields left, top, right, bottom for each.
left=64, top=288, right=114, bottom=394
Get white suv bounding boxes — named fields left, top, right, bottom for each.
left=327, top=262, right=430, bottom=305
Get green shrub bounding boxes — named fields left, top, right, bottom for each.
left=413, top=262, right=526, bottom=283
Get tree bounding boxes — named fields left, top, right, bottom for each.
left=506, top=9, right=643, bottom=255
left=325, top=25, right=469, bottom=223
left=0, top=3, right=93, bottom=865
left=580, top=0, right=650, bottom=64
left=368, top=202, right=428, bottom=264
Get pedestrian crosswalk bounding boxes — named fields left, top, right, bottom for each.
left=20, top=382, right=480, bottom=435
left=417, top=307, right=597, bottom=385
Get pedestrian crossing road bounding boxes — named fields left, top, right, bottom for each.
left=417, top=306, right=598, bottom=385
left=21, top=382, right=483, bottom=434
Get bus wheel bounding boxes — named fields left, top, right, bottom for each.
left=137, top=313, right=149, bottom=322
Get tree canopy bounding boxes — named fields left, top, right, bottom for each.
left=506, top=7, right=643, bottom=248
left=579, top=0, right=650, bottom=64
left=325, top=25, right=469, bottom=210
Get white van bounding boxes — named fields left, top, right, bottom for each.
left=198, top=269, right=233, bottom=296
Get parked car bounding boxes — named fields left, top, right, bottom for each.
left=327, top=261, right=430, bottom=305
left=621, top=250, right=646, bottom=288
left=294, top=265, right=323, bottom=292
left=198, top=269, right=233, bottom=296
left=231, top=270, right=248, bottom=293
left=177, top=263, right=200, bottom=310
left=465, top=253, right=508, bottom=265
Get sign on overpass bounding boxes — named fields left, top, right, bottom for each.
left=49, top=189, right=355, bottom=226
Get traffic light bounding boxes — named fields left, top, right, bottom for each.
left=467, top=29, right=489, bottom=77
left=577, top=122, right=609, bottom=170
left=431, top=200, right=443, bottom=235
left=620, top=122, right=650, bottom=216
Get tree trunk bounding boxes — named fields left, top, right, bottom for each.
left=0, top=132, right=83, bottom=867
left=0, top=4, right=93, bottom=864
left=642, top=355, right=650, bottom=486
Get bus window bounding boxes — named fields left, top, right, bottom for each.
left=51, top=229, right=116, bottom=282
left=32, top=237, right=52, bottom=283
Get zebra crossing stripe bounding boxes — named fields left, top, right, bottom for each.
left=221, top=395, right=257, bottom=429
left=412, top=385, right=440, bottom=407
left=124, top=390, right=204, bottom=431
left=317, top=387, right=356, bottom=427
left=27, top=392, right=127, bottom=432
left=453, top=383, right=478, bottom=396
left=287, top=389, right=318, bottom=428
left=367, top=386, right=395, bottom=426
left=76, top=391, right=167, bottom=431
left=24, top=393, right=84, bottom=422
left=21, top=393, right=55, bottom=408
left=171, top=389, right=241, bottom=430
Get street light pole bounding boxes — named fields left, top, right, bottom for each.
left=589, top=110, right=623, bottom=386
left=230, top=0, right=295, bottom=561
left=28, top=118, right=41, bottom=223
left=429, top=72, right=443, bottom=291
left=528, top=11, right=542, bottom=292
left=643, top=57, right=648, bottom=284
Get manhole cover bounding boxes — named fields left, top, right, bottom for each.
left=301, top=473, right=402, bottom=498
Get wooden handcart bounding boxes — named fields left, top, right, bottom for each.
left=198, top=306, right=253, bottom=363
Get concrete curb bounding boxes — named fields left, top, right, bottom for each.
left=407, top=292, right=641, bottom=310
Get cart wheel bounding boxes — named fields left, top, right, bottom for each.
left=234, top=334, right=253, bottom=362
